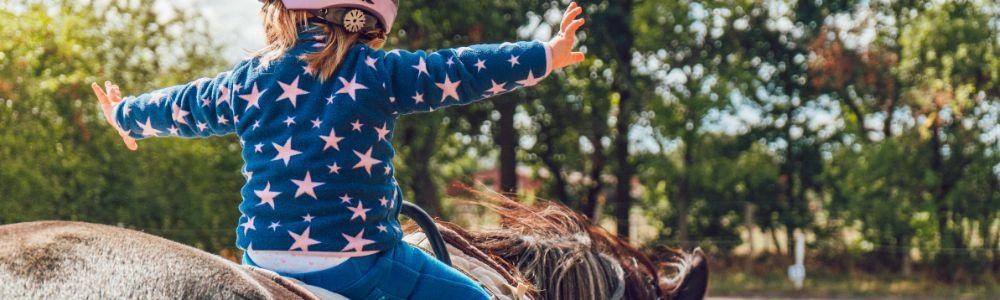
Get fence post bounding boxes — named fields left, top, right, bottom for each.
left=787, top=230, right=806, bottom=290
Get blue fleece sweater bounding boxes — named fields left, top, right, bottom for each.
left=113, top=28, right=552, bottom=256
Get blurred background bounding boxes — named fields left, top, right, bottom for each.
left=1, top=0, right=998, bottom=298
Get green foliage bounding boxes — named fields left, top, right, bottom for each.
left=0, top=0, right=238, bottom=251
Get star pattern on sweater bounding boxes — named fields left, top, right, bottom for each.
left=292, top=172, right=324, bottom=199
left=255, top=182, right=282, bottom=209
left=341, top=229, right=374, bottom=252
left=352, top=147, right=383, bottom=176
left=336, top=75, right=368, bottom=101
left=277, top=76, right=309, bottom=107
left=115, top=40, right=551, bottom=254
left=289, top=227, right=321, bottom=252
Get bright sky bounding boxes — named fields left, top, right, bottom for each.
left=158, top=0, right=266, bottom=61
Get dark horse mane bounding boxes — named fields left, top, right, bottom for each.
left=408, top=191, right=709, bottom=300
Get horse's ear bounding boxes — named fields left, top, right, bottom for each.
left=671, top=248, right=709, bottom=300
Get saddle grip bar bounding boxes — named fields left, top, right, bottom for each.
left=400, top=201, right=453, bottom=267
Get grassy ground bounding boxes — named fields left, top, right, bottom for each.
left=707, top=268, right=998, bottom=299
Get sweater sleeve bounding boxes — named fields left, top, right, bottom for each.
left=377, top=41, right=552, bottom=115
left=114, top=72, right=237, bottom=139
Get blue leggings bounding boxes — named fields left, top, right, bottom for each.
left=243, top=241, right=489, bottom=300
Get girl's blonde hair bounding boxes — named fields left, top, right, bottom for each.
left=255, top=0, right=387, bottom=81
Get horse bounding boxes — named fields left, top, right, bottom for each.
left=0, top=194, right=708, bottom=300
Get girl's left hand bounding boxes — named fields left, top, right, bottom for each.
left=92, top=81, right=138, bottom=151
left=548, top=2, right=587, bottom=70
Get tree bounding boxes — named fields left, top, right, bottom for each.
left=0, top=0, right=239, bottom=252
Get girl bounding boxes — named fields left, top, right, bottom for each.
left=93, top=0, right=585, bottom=298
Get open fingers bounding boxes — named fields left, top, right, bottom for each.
left=566, top=18, right=585, bottom=37
left=110, top=84, right=122, bottom=103
left=561, top=2, right=576, bottom=22
left=92, top=82, right=109, bottom=105
left=561, top=7, right=583, bottom=33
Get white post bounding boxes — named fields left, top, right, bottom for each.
left=787, top=230, right=806, bottom=290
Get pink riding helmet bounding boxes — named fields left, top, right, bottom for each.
left=279, top=0, right=398, bottom=33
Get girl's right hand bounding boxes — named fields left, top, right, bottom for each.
left=92, top=81, right=138, bottom=151
left=548, top=2, right=587, bottom=70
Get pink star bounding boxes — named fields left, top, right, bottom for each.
left=320, top=129, right=344, bottom=151
left=171, top=103, right=189, bottom=125
left=352, top=147, right=383, bottom=176
left=383, top=165, right=391, bottom=176
left=516, top=71, right=544, bottom=87
left=311, top=118, right=323, bottom=128
left=201, top=98, right=211, bottom=107
left=351, top=120, right=364, bottom=132
left=377, top=224, right=388, bottom=233
left=272, top=138, right=302, bottom=166
left=347, top=201, right=371, bottom=222
left=302, top=214, right=315, bottom=222
left=328, top=163, right=342, bottom=174
left=277, top=76, right=310, bottom=107
left=413, top=57, right=430, bottom=78
left=508, top=55, right=520, bottom=67
left=341, top=229, right=375, bottom=252
left=365, top=56, right=379, bottom=69
left=240, top=84, right=265, bottom=111
left=379, top=196, right=389, bottom=207
left=435, top=74, right=462, bottom=102
left=289, top=227, right=321, bottom=252
left=168, top=126, right=179, bottom=136
left=136, top=118, right=161, bottom=137
left=413, top=92, right=425, bottom=104
left=254, top=143, right=264, bottom=153
left=340, top=194, right=353, bottom=204
left=292, top=172, right=325, bottom=199
left=254, top=182, right=281, bottom=209
left=302, top=64, right=317, bottom=76
left=218, top=85, right=231, bottom=105
left=475, top=59, right=487, bottom=72
left=197, top=122, right=208, bottom=132
left=336, top=75, right=368, bottom=101
left=241, top=216, right=256, bottom=235
left=487, top=80, right=507, bottom=95
left=375, top=123, right=391, bottom=142
left=284, top=116, right=296, bottom=127
left=446, top=57, right=455, bottom=66
left=268, top=222, right=281, bottom=231
left=217, top=115, right=229, bottom=125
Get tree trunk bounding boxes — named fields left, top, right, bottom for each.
left=583, top=136, right=606, bottom=220
left=611, top=0, right=636, bottom=241
left=929, top=115, right=955, bottom=281
left=537, top=121, right=573, bottom=207
left=496, top=98, right=518, bottom=195
left=676, top=129, right=695, bottom=247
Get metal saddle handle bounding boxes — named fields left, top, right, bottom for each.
left=400, top=201, right=452, bottom=266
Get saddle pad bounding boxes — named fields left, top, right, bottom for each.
left=403, top=232, right=531, bottom=300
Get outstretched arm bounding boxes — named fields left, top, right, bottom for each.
left=94, top=71, right=238, bottom=149
left=378, top=2, right=585, bottom=115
